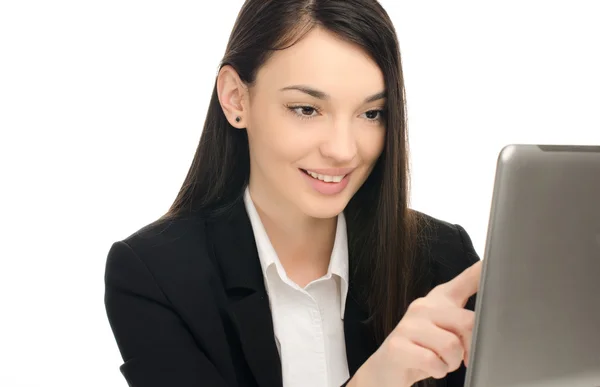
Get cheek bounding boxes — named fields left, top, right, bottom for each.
left=358, top=127, right=386, bottom=164
left=247, top=106, right=314, bottom=165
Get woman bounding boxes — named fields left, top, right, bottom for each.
left=104, top=1, right=482, bottom=386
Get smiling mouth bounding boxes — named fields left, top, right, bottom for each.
left=300, top=169, right=347, bottom=183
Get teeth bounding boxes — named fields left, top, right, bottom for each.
left=306, top=170, right=345, bottom=183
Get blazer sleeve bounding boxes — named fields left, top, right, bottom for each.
left=445, top=224, right=481, bottom=387
left=104, top=241, right=229, bottom=387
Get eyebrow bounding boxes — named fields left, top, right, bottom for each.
left=279, top=85, right=386, bottom=103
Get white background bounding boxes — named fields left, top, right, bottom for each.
left=1, top=1, right=599, bottom=386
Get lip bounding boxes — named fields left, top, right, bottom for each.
left=299, top=168, right=353, bottom=195
left=301, top=167, right=356, bottom=175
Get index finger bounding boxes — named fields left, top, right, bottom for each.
left=433, top=260, right=482, bottom=306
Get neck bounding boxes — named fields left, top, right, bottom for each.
left=248, top=183, right=337, bottom=286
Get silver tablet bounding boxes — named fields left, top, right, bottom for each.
left=465, top=144, right=600, bottom=387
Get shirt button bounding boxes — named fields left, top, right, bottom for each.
left=310, top=309, right=320, bottom=321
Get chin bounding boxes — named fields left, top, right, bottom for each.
left=299, top=196, right=350, bottom=219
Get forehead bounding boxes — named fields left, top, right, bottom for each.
left=254, top=27, right=385, bottom=98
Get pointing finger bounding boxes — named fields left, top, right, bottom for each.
left=431, top=260, right=482, bottom=306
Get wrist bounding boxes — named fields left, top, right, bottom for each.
left=346, top=371, right=364, bottom=387
left=348, top=353, right=412, bottom=387
left=347, top=360, right=372, bottom=387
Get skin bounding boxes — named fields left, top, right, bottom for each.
left=217, top=27, right=386, bottom=286
left=216, top=26, right=483, bottom=387
left=351, top=261, right=482, bottom=387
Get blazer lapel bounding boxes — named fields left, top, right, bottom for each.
left=208, top=198, right=378, bottom=386
left=343, top=289, right=378, bottom=378
left=207, top=199, right=282, bottom=387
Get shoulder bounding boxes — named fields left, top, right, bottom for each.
left=122, top=214, right=208, bottom=262
left=413, top=210, right=481, bottom=287
left=104, top=212, right=218, bottom=296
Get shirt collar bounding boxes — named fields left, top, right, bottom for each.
left=243, top=187, right=349, bottom=318
left=329, top=209, right=349, bottom=317
left=243, top=188, right=279, bottom=281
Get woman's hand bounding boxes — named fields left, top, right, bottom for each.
left=349, top=260, right=482, bottom=387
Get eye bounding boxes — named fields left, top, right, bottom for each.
left=362, top=109, right=385, bottom=122
left=286, top=105, right=320, bottom=120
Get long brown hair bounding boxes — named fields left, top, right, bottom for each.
left=163, top=0, right=431, bottom=384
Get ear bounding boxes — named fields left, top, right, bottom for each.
left=217, top=65, right=248, bottom=129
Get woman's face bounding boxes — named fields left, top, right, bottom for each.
left=227, top=28, right=386, bottom=219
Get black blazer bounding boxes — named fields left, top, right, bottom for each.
left=104, top=198, right=480, bottom=387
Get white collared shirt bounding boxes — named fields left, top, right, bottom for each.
left=243, top=188, right=350, bottom=387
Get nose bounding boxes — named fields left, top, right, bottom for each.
left=320, top=120, right=357, bottom=163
